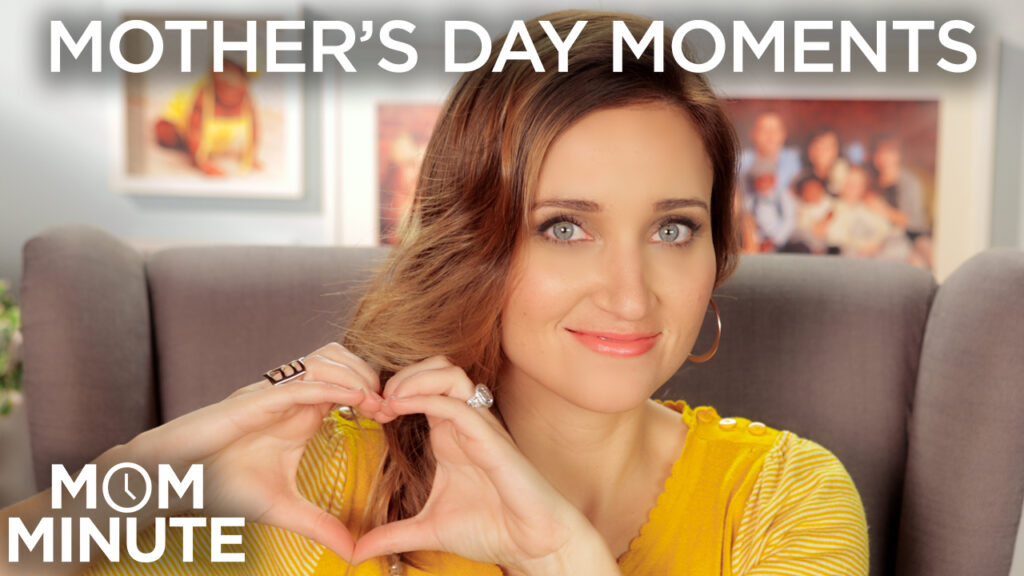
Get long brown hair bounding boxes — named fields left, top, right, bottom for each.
left=341, top=9, right=739, bottom=562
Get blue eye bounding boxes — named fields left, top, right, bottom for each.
left=651, top=220, right=697, bottom=244
left=539, top=217, right=588, bottom=243
left=550, top=221, right=577, bottom=240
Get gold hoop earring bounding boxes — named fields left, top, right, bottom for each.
left=688, top=299, right=721, bottom=363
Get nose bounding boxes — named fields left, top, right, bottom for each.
left=593, top=242, right=653, bottom=321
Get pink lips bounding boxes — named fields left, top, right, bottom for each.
left=567, top=329, right=661, bottom=357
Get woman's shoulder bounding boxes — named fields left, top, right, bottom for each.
left=722, top=415, right=869, bottom=575
left=661, top=400, right=782, bottom=455
left=743, top=424, right=867, bottom=529
left=663, top=400, right=868, bottom=573
left=635, top=401, right=867, bottom=575
left=663, top=401, right=864, bottom=511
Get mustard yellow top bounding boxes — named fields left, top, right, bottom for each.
left=85, top=401, right=869, bottom=575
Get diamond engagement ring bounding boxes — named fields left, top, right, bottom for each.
left=466, top=384, right=494, bottom=409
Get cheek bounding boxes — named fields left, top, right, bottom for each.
left=501, top=250, right=580, bottom=344
left=651, top=246, right=717, bottom=340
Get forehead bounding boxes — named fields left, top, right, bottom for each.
left=535, top=103, right=713, bottom=206
left=813, top=132, right=838, bottom=144
left=754, top=114, right=783, bottom=129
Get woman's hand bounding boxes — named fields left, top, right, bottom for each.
left=122, top=342, right=384, bottom=561
left=351, top=357, right=621, bottom=576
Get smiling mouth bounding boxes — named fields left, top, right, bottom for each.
left=566, top=329, right=661, bottom=357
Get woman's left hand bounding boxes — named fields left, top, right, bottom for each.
left=350, top=356, right=620, bottom=576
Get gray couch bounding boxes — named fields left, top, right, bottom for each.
left=19, top=224, right=1024, bottom=576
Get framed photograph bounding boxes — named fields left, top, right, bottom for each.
left=377, top=104, right=443, bottom=243
left=724, top=98, right=940, bottom=270
left=111, top=16, right=303, bottom=198
left=327, top=68, right=452, bottom=246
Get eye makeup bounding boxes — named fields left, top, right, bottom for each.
left=534, top=212, right=704, bottom=246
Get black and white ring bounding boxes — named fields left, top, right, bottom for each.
left=263, top=358, right=307, bottom=386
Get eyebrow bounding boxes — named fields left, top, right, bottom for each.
left=532, top=197, right=710, bottom=213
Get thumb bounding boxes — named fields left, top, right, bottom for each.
left=268, top=497, right=356, bottom=561
left=351, top=516, right=436, bottom=566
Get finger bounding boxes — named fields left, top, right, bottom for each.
left=372, top=407, right=399, bottom=425
left=269, top=497, right=356, bottom=562
left=386, top=365, right=477, bottom=402
left=351, top=516, right=438, bottom=566
left=386, top=395, right=514, bottom=471
left=136, top=379, right=369, bottom=472
left=263, top=379, right=368, bottom=413
left=312, top=342, right=381, bottom=392
left=374, top=364, right=477, bottom=424
left=386, top=395, right=567, bottom=529
left=305, top=344, right=385, bottom=419
left=303, top=354, right=384, bottom=411
left=226, top=380, right=272, bottom=400
left=383, top=355, right=455, bottom=397
left=187, top=380, right=362, bottom=446
left=201, top=381, right=360, bottom=441
left=375, top=363, right=478, bottom=425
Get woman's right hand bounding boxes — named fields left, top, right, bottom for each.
left=120, top=342, right=383, bottom=561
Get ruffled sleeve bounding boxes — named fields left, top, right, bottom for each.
left=731, top=431, right=870, bottom=576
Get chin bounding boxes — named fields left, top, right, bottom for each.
left=560, top=367, right=668, bottom=414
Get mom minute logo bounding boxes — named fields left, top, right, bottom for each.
left=7, top=464, right=245, bottom=564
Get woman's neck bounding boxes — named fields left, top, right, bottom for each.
left=495, top=372, right=684, bottom=525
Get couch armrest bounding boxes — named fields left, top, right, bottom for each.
left=897, top=249, right=1024, bottom=576
left=20, top=225, right=158, bottom=490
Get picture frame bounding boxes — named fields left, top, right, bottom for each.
left=711, top=65, right=999, bottom=281
left=325, top=67, right=453, bottom=246
left=725, top=97, right=940, bottom=271
left=109, top=14, right=304, bottom=198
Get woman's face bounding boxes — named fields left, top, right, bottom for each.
left=808, top=132, right=839, bottom=171
left=499, top=102, right=717, bottom=414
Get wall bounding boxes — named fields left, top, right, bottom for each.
left=992, top=39, right=1024, bottom=248
left=2, top=0, right=1024, bottom=571
left=2, top=0, right=1023, bottom=293
left=0, top=0, right=331, bottom=299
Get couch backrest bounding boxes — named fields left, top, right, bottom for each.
left=656, top=253, right=935, bottom=576
left=23, top=225, right=1024, bottom=576
left=146, top=244, right=390, bottom=419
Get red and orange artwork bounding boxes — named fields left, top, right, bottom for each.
left=378, top=104, right=442, bottom=244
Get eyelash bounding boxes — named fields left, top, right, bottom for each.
left=536, top=214, right=702, bottom=246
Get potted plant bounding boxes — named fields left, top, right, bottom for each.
left=0, top=279, right=34, bottom=506
left=0, top=280, right=22, bottom=415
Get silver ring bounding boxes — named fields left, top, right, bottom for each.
left=264, top=357, right=306, bottom=386
left=466, top=384, right=494, bottom=409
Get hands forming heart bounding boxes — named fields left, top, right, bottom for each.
left=120, top=343, right=610, bottom=575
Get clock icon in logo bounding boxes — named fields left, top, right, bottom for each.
left=103, top=463, right=152, bottom=514
left=124, top=473, right=137, bottom=501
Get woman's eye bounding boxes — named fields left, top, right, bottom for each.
left=652, top=222, right=693, bottom=244
left=545, top=221, right=583, bottom=241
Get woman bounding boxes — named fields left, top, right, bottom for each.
left=2, top=11, right=868, bottom=576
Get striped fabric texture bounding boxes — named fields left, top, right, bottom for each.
left=84, top=402, right=868, bottom=575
